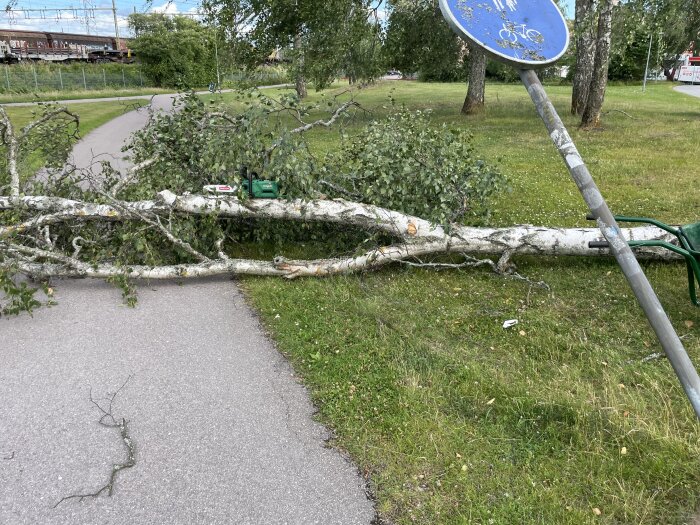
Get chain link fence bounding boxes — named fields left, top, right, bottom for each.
left=0, top=65, right=147, bottom=93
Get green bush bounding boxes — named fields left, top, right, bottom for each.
left=224, top=65, right=290, bottom=89
left=123, top=92, right=504, bottom=234
left=129, top=14, right=216, bottom=88
left=321, top=107, right=505, bottom=226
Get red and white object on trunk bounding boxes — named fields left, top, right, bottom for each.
left=203, top=184, right=239, bottom=194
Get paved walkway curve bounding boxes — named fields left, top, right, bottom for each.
left=0, top=92, right=375, bottom=524
left=673, top=84, right=700, bottom=98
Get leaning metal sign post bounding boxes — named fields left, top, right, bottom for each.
left=438, top=0, right=700, bottom=418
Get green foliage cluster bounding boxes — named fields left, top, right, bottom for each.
left=128, top=14, right=217, bottom=88
left=0, top=103, right=80, bottom=314
left=0, top=103, right=77, bottom=192
left=106, top=90, right=503, bottom=262
left=321, top=108, right=504, bottom=225
left=126, top=92, right=503, bottom=226
left=123, top=92, right=314, bottom=199
left=202, top=0, right=385, bottom=90
left=0, top=268, right=42, bottom=316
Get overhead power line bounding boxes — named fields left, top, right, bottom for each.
left=2, top=1, right=125, bottom=45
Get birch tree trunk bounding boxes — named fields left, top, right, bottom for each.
left=294, top=32, right=307, bottom=99
left=571, top=0, right=597, bottom=115
left=581, top=0, right=614, bottom=129
left=0, top=193, right=681, bottom=282
left=462, top=43, right=486, bottom=115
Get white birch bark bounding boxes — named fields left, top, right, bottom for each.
left=0, top=193, right=680, bottom=269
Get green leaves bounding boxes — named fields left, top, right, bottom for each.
left=127, top=93, right=504, bottom=231
left=128, top=14, right=218, bottom=89
left=322, top=107, right=505, bottom=226
left=0, top=267, right=42, bottom=317
left=112, top=92, right=504, bottom=269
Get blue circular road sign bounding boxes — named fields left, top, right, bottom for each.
left=438, top=0, right=569, bottom=67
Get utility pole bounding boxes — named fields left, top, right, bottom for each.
left=213, top=24, right=221, bottom=87
left=112, top=0, right=121, bottom=50
left=643, top=33, right=653, bottom=92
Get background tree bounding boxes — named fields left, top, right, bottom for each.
left=462, top=43, right=486, bottom=114
left=609, top=0, right=700, bottom=81
left=384, top=0, right=487, bottom=114
left=580, top=0, right=614, bottom=129
left=300, top=1, right=384, bottom=89
left=571, top=0, right=615, bottom=128
left=129, top=14, right=218, bottom=89
left=573, top=0, right=699, bottom=123
left=571, top=0, right=597, bottom=115
left=202, top=0, right=384, bottom=97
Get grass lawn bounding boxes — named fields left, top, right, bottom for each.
left=4, top=100, right=131, bottom=130
left=233, top=81, right=700, bottom=524
left=3, top=100, right=130, bottom=176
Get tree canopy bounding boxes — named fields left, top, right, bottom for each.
left=128, top=14, right=218, bottom=88
left=609, top=0, right=700, bottom=80
left=202, top=0, right=385, bottom=93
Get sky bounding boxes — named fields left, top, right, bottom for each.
left=0, top=0, right=202, bottom=37
left=0, top=0, right=576, bottom=38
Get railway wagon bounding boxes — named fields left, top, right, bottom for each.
left=0, top=28, right=129, bottom=62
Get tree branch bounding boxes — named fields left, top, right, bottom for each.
left=19, top=107, right=79, bottom=141
left=0, top=105, right=20, bottom=197
left=109, top=157, right=158, bottom=197
left=288, top=100, right=359, bottom=134
left=54, top=376, right=135, bottom=507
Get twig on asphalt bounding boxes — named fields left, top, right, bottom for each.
left=54, top=375, right=136, bottom=508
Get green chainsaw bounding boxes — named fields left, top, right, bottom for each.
left=203, top=166, right=279, bottom=198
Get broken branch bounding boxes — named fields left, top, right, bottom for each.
left=54, top=376, right=135, bottom=508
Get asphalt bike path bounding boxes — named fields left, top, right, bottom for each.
left=0, top=93, right=375, bottom=524
left=673, top=84, right=700, bottom=98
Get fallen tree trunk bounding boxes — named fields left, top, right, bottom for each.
left=0, top=192, right=683, bottom=280
left=1, top=191, right=679, bottom=254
